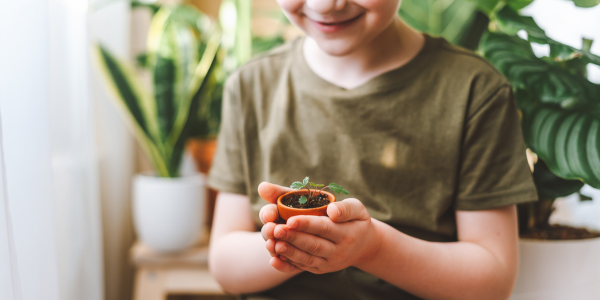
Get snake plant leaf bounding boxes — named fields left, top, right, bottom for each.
left=479, top=31, right=600, bottom=108
left=520, top=100, right=600, bottom=189
left=166, top=31, right=221, bottom=175
left=167, top=31, right=221, bottom=145
left=97, top=45, right=149, bottom=135
left=191, top=70, right=222, bottom=138
left=146, top=6, right=202, bottom=144
left=532, top=159, right=584, bottom=199
left=220, top=0, right=253, bottom=72
left=399, top=0, right=478, bottom=44
left=571, top=0, right=600, bottom=7
left=492, top=6, right=600, bottom=66
left=95, top=45, right=170, bottom=177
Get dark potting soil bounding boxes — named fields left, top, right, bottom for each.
left=521, top=224, right=600, bottom=240
left=282, top=193, right=330, bottom=209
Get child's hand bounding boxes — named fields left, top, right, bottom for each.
left=258, top=182, right=292, bottom=252
left=266, top=199, right=381, bottom=274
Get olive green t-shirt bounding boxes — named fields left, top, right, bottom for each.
left=207, top=35, right=538, bottom=300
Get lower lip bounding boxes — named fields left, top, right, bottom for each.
left=311, top=15, right=362, bottom=34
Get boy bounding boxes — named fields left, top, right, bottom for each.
left=207, top=0, right=537, bottom=299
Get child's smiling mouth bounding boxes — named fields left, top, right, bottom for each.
left=309, top=13, right=365, bottom=34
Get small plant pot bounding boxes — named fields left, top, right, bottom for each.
left=277, top=189, right=336, bottom=221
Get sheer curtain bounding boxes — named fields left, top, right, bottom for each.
left=0, top=0, right=131, bottom=299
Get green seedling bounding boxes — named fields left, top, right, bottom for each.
left=290, top=176, right=350, bottom=204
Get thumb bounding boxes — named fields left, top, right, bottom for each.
left=258, top=182, right=293, bottom=204
left=327, top=198, right=370, bottom=223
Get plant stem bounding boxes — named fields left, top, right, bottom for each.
left=305, top=186, right=312, bottom=201
left=318, top=185, right=329, bottom=194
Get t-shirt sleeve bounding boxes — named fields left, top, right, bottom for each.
left=206, top=77, right=248, bottom=195
left=455, top=84, right=538, bottom=210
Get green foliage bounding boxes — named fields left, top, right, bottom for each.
left=252, top=36, right=286, bottom=56
left=468, top=0, right=600, bottom=230
left=328, top=183, right=350, bottom=195
left=289, top=177, right=350, bottom=204
left=479, top=32, right=599, bottom=108
left=290, top=177, right=308, bottom=190
left=533, top=159, right=584, bottom=199
left=399, top=0, right=479, bottom=45
left=220, top=0, right=253, bottom=74
left=477, top=3, right=600, bottom=194
left=572, top=0, right=600, bottom=8
left=96, top=5, right=221, bottom=177
left=491, top=5, right=600, bottom=66
left=299, top=196, right=308, bottom=204
left=472, top=0, right=501, bottom=14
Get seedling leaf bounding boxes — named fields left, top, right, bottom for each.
left=317, top=184, right=325, bottom=188
left=302, top=176, right=309, bottom=186
left=299, top=195, right=308, bottom=204
left=328, top=183, right=349, bottom=195
left=290, top=181, right=305, bottom=190
left=310, top=182, right=317, bottom=188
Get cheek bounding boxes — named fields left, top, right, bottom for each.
left=276, top=0, right=308, bottom=30
left=363, top=0, right=400, bottom=27
left=276, top=0, right=304, bottom=17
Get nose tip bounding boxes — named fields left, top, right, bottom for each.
left=305, top=0, right=347, bottom=14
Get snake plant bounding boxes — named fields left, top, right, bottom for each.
left=96, top=4, right=221, bottom=177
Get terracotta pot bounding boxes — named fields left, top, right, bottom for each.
left=187, top=138, right=217, bottom=174
left=186, top=138, right=218, bottom=229
left=277, top=189, right=336, bottom=221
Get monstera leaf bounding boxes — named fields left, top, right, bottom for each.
left=479, top=32, right=600, bottom=108
left=492, top=5, right=600, bottom=65
left=399, top=0, right=478, bottom=44
left=467, top=0, right=533, bottom=14
left=519, top=99, right=600, bottom=188
left=533, top=159, right=584, bottom=199
left=480, top=31, right=600, bottom=189
left=571, top=0, right=600, bottom=7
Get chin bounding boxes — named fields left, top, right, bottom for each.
left=313, top=38, right=361, bottom=57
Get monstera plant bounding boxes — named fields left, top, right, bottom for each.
left=96, top=4, right=221, bottom=177
left=401, top=0, right=600, bottom=234
left=470, top=0, right=600, bottom=233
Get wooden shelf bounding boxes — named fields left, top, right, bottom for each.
left=131, top=241, right=229, bottom=300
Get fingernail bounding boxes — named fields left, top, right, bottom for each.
left=267, top=210, right=274, bottom=221
left=335, top=204, right=342, bottom=218
left=279, top=244, right=287, bottom=253
left=288, top=220, right=298, bottom=229
left=276, top=229, right=287, bottom=238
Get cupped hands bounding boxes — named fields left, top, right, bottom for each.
left=258, top=182, right=381, bottom=274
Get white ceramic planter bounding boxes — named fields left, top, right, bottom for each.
left=511, top=237, right=600, bottom=300
left=132, top=172, right=205, bottom=253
